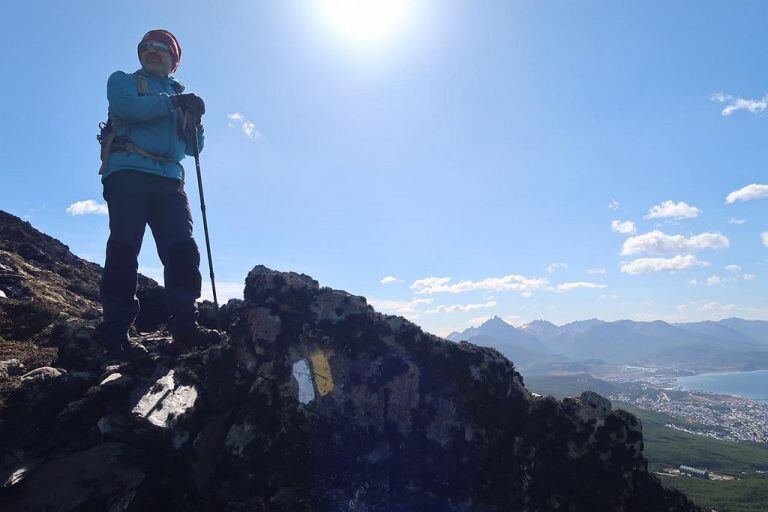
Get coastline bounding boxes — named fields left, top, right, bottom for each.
left=675, top=369, right=768, bottom=404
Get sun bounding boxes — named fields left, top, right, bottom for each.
left=316, top=0, right=414, bottom=46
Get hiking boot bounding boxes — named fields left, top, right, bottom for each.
left=95, top=324, right=149, bottom=362
left=167, top=325, right=223, bottom=355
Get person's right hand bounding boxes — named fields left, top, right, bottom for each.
left=171, top=93, right=205, bottom=119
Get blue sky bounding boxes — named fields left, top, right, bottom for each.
left=1, top=1, right=767, bottom=336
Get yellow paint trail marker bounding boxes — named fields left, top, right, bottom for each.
left=310, top=351, right=334, bottom=396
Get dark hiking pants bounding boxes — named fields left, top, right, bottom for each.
left=100, top=170, right=201, bottom=336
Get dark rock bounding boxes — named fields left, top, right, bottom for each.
left=1, top=442, right=144, bottom=511
left=579, top=389, right=612, bottom=415
left=135, top=285, right=168, bottom=332
left=0, top=211, right=702, bottom=511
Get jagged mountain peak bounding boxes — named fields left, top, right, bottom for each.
left=557, top=317, right=605, bottom=335
left=524, top=319, right=558, bottom=328
left=521, top=319, right=560, bottom=334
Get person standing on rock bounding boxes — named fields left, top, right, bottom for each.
left=95, top=29, right=220, bottom=360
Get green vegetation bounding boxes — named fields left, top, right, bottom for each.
left=526, top=375, right=768, bottom=512
left=625, top=404, right=768, bottom=512
left=617, top=402, right=768, bottom=474
left=660, top=474, right=768, bottom=512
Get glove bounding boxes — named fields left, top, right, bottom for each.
left=170, top=93, right=205, bottom=119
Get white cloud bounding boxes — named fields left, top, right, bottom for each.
left=66, top=199, right=108, bottom=216
left=621, top=230, right=729, bottom=256
left=644, top=200, right=701, bottom=220
left=410, top=277, right=451, bottom=291
left=411, top=274, right=548, bottom=297
left=689, top=279, right=699, bottom=286
left=227, top=113, right=261, bottom=139
left=711, top=92, right=768, bottom=116
left=672, top=300, right=768, bottom=321
left=611, top=220, right=637, bottom=235
left=427, top=300, right=497, bottom=314
left=761, top=232, right=768, bottom=247
left=380, top=276, right=403, bottom=285
left=728, top=217, right=746, bottom=224
left=368, top=297, right=433, bottom=318
left=546, top=262, right=568, bottom=273
left=608, top=199, right=620, bottom=211
left=620, top=254, right=707, bottom=275
left=701, top=301, right=737, bottom=313
left=556, top=282, right=607, bottom=292
left=726, top=183, right=768, bottom=204
left=586, top=268, right=606, bottom=275
left=692, top=268, right=752, bottom=287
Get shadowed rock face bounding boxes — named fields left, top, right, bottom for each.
left=0, top=211, right=700, bottom=511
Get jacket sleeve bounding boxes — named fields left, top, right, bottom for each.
left=185, top=124, right=204, bottom=156
left=107, top=71, right=174, bottom=123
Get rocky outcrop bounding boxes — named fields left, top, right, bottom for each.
left=0, top=211, right=168, bottom=411
left=0, top=211, right=700, bottom=511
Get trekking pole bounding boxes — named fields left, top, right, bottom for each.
left=191, top=124, right=220, bottom=328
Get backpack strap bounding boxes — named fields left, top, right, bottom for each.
left=98, top=119, right=123, bottom=175
left=98, top=73, right=168, bottom=175
left=109, top=141, right=176, bottom=164
left=134, top=73, right=150, bottom=96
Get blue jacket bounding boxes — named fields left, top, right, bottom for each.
left=102, top=68, right=204, bottom=182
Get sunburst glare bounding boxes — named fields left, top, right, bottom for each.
left=315, top=0, right=414, bottom=46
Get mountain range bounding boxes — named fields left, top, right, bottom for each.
left=447, top=316, right=768, bottom=372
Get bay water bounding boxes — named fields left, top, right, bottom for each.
left=676, top=369, right=768, bottom=403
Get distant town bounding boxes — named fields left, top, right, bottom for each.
left=611, top=386, right=767, bottom=444
left=595, top=366, right=768, bottom=444
left=449, top=316, right=768, bottom=445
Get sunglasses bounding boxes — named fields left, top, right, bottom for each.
left=139, top=40, right=170, bottom=53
